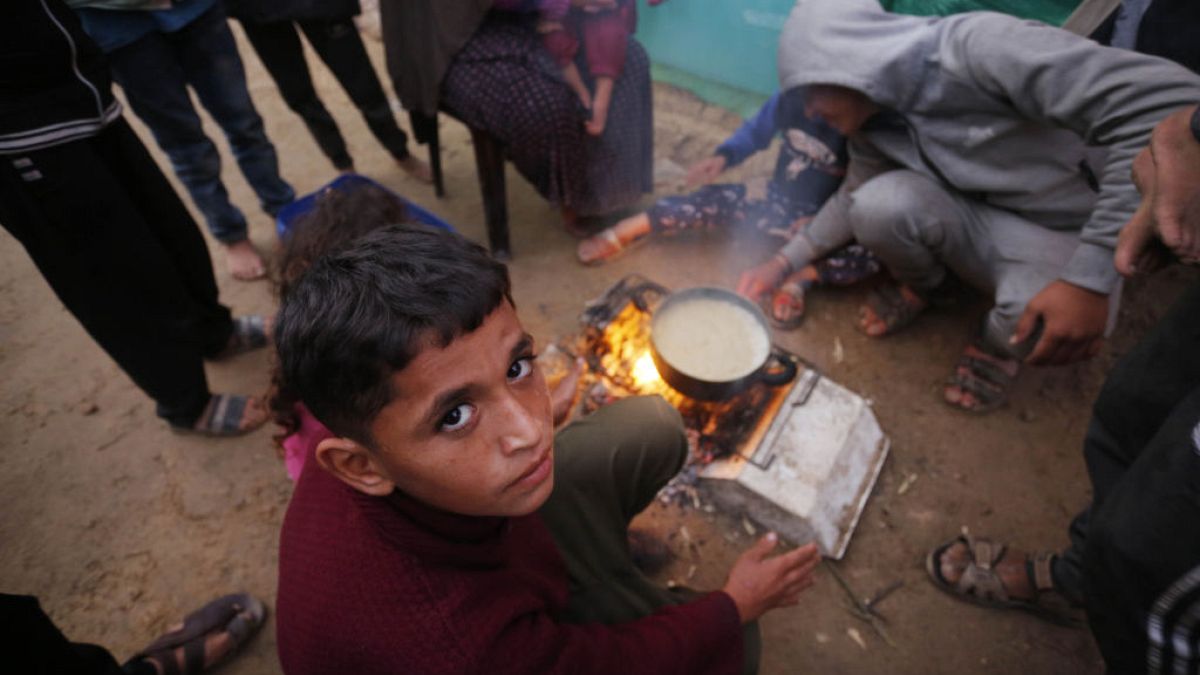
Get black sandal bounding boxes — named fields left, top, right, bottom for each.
left=213, top=315, right=269, bottom=360
left=944, top=342, right=1020, bottom=413
left=172, top=394, right=265, bottom=437
left=126, top=593, right=266, bottom=675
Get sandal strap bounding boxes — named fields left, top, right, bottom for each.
left=865, top=283, right=927, bottom=335
left=184, top=636, right=206, bottom=675
left=212, top=315, right=269, bottom=360
left=778, top=278, right=815, bottom=297
left=194, top=395, right=248, bottom=436
left=958, top=355, right=1016, bottom=387
left=232, top=316, right=268, bottom=352
left=601, top=227, right=623, bottom=253
left=955, top=535, right=1010, bottom=602
left=948, top=371, right=1005, bottom=400
left=142, top=649, right=182, bottom=675
left=1030, top=552, right=1057, bottom=593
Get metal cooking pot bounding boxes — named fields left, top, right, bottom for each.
left=649, top=286, right=797, bottom=401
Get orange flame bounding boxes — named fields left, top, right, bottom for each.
left=631, top=352, right=661, bottom=388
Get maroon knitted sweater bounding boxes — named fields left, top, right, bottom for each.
left=275, top=457, right=745, bottom=675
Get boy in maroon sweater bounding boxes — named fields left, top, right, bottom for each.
left=272, top=224, right=820, bottom=674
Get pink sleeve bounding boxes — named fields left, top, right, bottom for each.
left=281, top=403, right=333, bottom=482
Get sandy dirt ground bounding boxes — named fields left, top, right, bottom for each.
left=2, top=21, right=1196, bottom=675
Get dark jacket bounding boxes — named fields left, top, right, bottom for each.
left=379, top=0, right=492, bottom=117
left=222, top=0, right=360, bottom=24
left=1093, top=0, right=1200, bottom=74
left=0, top=0, right=120, bottom=154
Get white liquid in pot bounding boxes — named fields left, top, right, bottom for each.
left=654, top=296, right=771, bottom=381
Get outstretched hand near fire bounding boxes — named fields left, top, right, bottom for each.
left=736, top=255, right=791, bottom=303
left=723, top=533, right=820, bottom=623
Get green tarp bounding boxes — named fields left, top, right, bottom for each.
left=879, top=0, right=1079, bottom=26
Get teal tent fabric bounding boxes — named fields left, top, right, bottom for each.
left=640, top=0, right=1085, bottom=117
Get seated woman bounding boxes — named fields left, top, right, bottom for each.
left=579, top=87, right=881, bottom=327
left=378, top=0, right=655, bottom=233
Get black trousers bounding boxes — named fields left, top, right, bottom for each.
left=0, top=119, right=233, bottom=427
left=239, top=17, right=411, bottom=170
left=3, top=594, right=154, bottom=675
left=1051, top=281, right=1200, bottom=674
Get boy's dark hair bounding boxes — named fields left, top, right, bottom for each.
left=274, top=223, right=512, bottom=447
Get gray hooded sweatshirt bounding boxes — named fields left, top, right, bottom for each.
left=776, top=0, right=1200, bottom=295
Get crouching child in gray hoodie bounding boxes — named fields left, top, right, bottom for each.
left=736, top=0, right=1200, bottom=412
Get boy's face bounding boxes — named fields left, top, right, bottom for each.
left=804, top=85, right=878, bottom=136
left=319, top=301, right=555, bottom=517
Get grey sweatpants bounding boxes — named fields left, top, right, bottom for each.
left=839, top=170, right=1119, bottom=357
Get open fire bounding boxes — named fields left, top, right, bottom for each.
left=550, top=276, right=889, bottom=556
left=565, top=275, right=797, bottom=467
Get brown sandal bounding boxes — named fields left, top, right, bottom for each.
left=926, top=532, right=1081, bottom=626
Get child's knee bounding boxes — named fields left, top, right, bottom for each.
left=615, top=395, right=687, bottom=461
left=846, top=171, right=934, bottom=247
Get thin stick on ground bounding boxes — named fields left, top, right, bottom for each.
left=823, top=559, right=898, bottom=648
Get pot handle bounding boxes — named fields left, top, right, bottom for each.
left=758, top=350, right=798, bottom=387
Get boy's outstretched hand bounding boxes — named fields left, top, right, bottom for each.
left=722, top=534, right=820, bottom=623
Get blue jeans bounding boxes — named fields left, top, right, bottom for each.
left=107, top=3, right=293, bottom=243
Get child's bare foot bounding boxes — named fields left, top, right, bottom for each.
left=397, top=155, right=433, bottom=184
left=577, top=213, right=651, bottom=264
left=225, top=239, right=266, bottom=282
left=561, top=62, right=592, bottom=111
left=858, top=283, right=928, bottom=337
left=585, top=77, right=614, bottom=136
